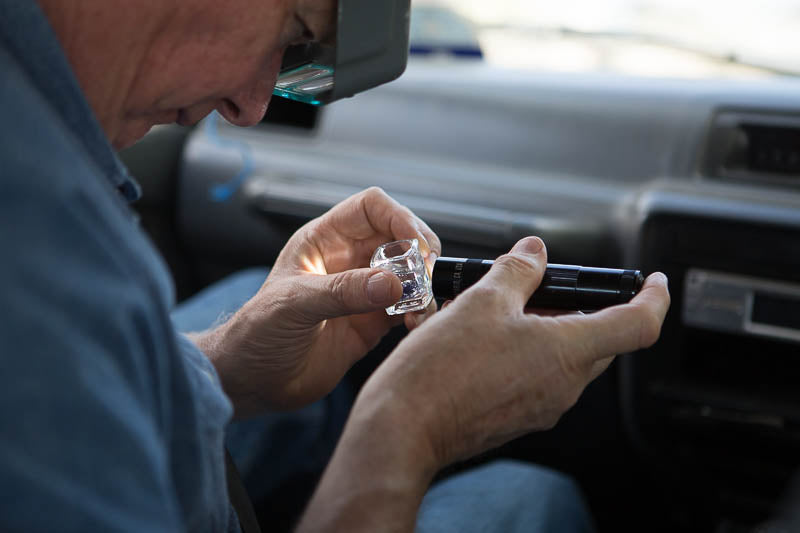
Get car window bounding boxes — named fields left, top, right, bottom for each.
left=412, top=0, right=800, bottom=79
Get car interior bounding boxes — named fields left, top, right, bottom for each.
left=120, top=2, right=800, bottom=531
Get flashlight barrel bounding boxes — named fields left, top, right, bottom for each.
left=432, top=258, right=644, bottom=311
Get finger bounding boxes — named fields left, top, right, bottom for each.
left=441, top=300, right=453, bottom=310
left=558, top=272, right=670, bottom=361
left=324, top=187, right=421, bottom=244
left=425, top=251, right=437, bottom=279
left=346, top=312, right=406, bottom=354
left=349, top=309, right=405, bottom=338
left=414, top=216, right=442, bottom=260
left=470, top=237, right=548, bottom=311
left=323, top=188, right=442, bottom=273
left=404, top=297, right=438, bottom=331
left=403, top=313, right=420, bottom=331
left=346, top=188, right=441, bottom=263
left=291, top=268, right=404, bottom=322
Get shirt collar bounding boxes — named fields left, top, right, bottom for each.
left=0, top=0, right=141, bottom=203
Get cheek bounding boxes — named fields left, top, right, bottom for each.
left=215, top=44, right=285, bottom=102
left=213, top=26, right=287, bottom=93
left=133, top=25, right=289, bottom=123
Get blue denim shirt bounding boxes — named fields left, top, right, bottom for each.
left=0, top=2, right=237, bottom=531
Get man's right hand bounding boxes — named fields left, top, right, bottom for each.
left=298, top=236, right=670, bottom=532
left=359, top=236, right=670, bottom=467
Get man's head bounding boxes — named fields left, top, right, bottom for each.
left=39, top=0, right=337, bottom=149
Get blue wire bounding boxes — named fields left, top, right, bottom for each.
left=204, top=112, right=255, bottom=202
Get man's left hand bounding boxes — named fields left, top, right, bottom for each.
left=193, top=187, right=440, bottom=416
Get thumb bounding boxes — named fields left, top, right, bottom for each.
left=294, top=268, right=403, bottom=321
left=474, top=237, right=548, bottom=311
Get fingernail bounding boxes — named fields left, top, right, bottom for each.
left=368, top=271, right=393, bottom=304
left=526, top=237, right=544, bottom=253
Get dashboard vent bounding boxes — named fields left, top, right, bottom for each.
left=703, top=110, right=800, bottom=185
left=740, top=124, right=800, bottom=175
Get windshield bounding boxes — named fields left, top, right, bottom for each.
left=411, top=0, right=800, bottom=79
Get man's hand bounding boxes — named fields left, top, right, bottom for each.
left=364, top=236, right=669, bottom=465
left=298, top=236, right=670, bottom=532
left=194, top=187, right=441, bottom=415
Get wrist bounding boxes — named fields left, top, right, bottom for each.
left=298, top=387, right=440, bottom=532
left=187, top=324, right=227, bottom=375
left=349, top=385, right=441, bottom=481
left=186, top=318, right=251, bottom=416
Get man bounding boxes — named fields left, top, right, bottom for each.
left=0, top=0, right=670, bottom=531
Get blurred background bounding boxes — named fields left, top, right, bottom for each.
left=122, top=2, right=800, bottom=531
left=410, top=0, right=800, bottom=79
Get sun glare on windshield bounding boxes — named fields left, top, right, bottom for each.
left=413, top=0, right=800, bottom=79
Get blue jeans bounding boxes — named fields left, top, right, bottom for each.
left=172, top=268, right=596, bottom=533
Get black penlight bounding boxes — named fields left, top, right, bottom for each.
left=432, top=258, right=644, bottom=312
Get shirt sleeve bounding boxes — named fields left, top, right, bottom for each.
left=0, top=42, right=239, bottom=529
left=0, top=219, right=189, bottom=531
left=0, top=168, right=187, bottom=530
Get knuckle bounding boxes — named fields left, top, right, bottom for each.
left=464, top=285, right=503, bottom=308
left=394, top=205, right=416, bottom=225
left=363, top=186, right=387, bottom=201
left=329, top=271, right=354, bottom=308
left=495, top=253, right=538, bottom=277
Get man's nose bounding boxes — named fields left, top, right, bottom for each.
left=217, top=77, right=273, bottom=127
